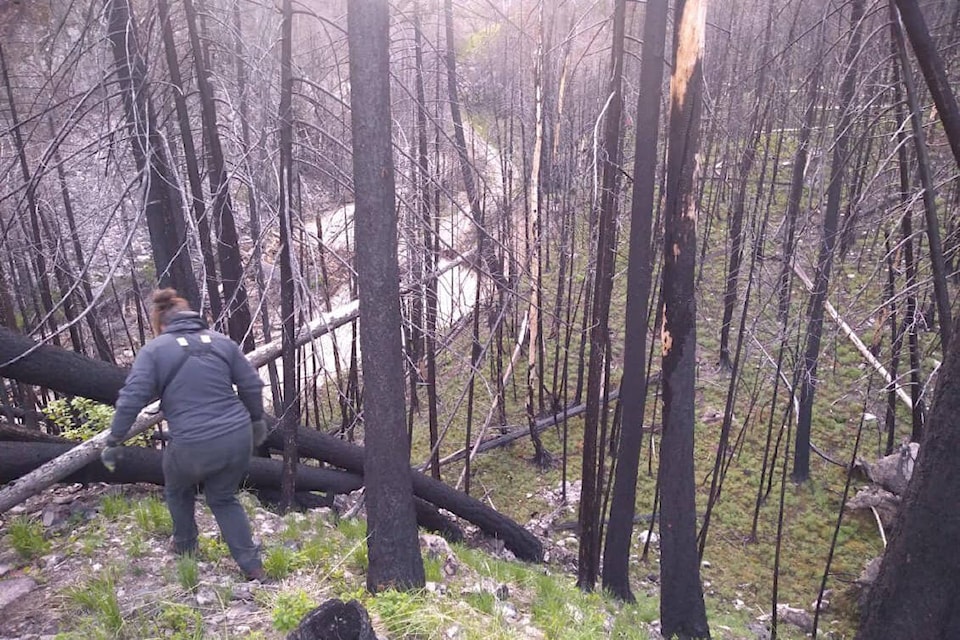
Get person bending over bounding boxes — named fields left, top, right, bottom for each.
left=102, top=288, right=268, bottom=580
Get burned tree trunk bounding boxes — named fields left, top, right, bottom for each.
left=857, top=315, right=960, bottom=638
left=105, top=0, right=199, bottom=306
left=0, top=440, right=461, bottom=540
left=182, top=0, right=255, bottom=351
left=602, top=0, right=669, bottom=602
left=893, top=0, right=960, bottom=169
left=793, top=0, right=866, bottom=483
left=349, top=0, right=426, bottom=592
left=577, top=0, right=627, bottom=592
left=277, top=0, right=301, bottom=513
left=157, top=0, right=224, bottom=327
left=0, top=325, right=127, bottom=404
left=658, top=0, right=710, bottom=637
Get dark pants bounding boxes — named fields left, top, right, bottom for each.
left=162, top=426, right=262, bottom=575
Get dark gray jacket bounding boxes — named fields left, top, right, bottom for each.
left=109, top=313, right=263, bottom=445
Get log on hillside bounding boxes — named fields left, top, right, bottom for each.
left=1, top=442, right=463, bottom=540
left=0, top=420, right=72, bottom=444
left=0, top=330, right=533, bottom=558
left=0, top=442, right=363, bottom=493
left=433, top=388, right=623, bottom=469
left=0, top=325, right=128, bottom=404
left=266, top=424, right=543, bottom=562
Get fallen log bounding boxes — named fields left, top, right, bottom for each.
left=266, top=423, right=542, bottom=561
left=0, top=325, right=128, bottom=404
left=2, top=443, right=463, bottom=540
left=0, top=256, right=472, bottom=513
left=790, top=261, right=913, bottom=410
left=0, top=328, right=535, bottom=559
left=0, top=441, right=362, bottom=494
left=0, top=420, right=72, bottom=444
left=431, top=388, right=623, bottom=470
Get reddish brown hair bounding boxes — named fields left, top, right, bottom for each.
left=150, top=288, right=191, bottom=335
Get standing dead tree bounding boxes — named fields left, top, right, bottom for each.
left=105, top=0, right=200, bottom=308
left=577, top=0, right=627, bottom=592
left=658, top=0, right=710, bottom=636
left=348, top=0, right=426, bottom=593
left=602, top=0, right=669, bottom=603
left=793, top=0, right=866, bottom=484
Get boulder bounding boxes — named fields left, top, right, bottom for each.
left=845, top=485, right=901, bottom=529
left=0, top=577, right=37, bottom=612
left=858, top=443, right=919, bottom=496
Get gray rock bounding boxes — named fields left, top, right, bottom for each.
left=195, top=586, right=218, bottom=607
left=859, top=442, right=919, bottom=496
left=0, top=577, right=38, bottom=611
left=846, top=486, right=900, bottom=529
left=775, top=604, right=814, bottom=633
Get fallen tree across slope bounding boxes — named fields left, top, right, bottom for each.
left=0, top=324, right=541, bottom=560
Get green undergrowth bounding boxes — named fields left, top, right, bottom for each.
left=377, top=206, right=892, bottom=638
left=3, top=490, right=688, bottom=639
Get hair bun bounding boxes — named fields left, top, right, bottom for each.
left=149, top=288, right=191, bottom=334
left=152, top=288, right=180, bottom=310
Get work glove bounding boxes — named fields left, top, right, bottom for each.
left=101, top=442, right=121, bottom=473
left=251, top=419, right=268, bottom=447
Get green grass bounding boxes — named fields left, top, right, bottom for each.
left=126, top=530, right=147, bottom=558
left=62, top=571, right=123, bottom=636
left=271, top=589, right=316, bottom=633
left=133, top=496, right=173, bottom=537
left=155, top=601, right=204, bottom=639
left=7, top=515, right=50, bottom=559
left=176, top=555, right=200, bottom=593
left=100, top=494, right=132, bottom=519
left=199, top=535, right=230, bottom=563
left=263, top=545, right=304, bottom=579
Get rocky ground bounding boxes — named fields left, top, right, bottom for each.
left=0, top=481, right=600, bottom=640
left=0, top=475, right=844, bottom=639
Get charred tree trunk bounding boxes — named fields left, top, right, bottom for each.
left=46, top=119, right=113, bottom=363
left=602, top=0, right=668, bottom=602
left=232, top=3, right=281, bottom=407
left=525, top=1, right=550, bottom=468
left=777, top=37, right=824, bottom=322
left=893, top=0, right=960, bottom=169
left=413, top=1, right=441, bottom=484
left=277, top=0, right=300, bottom=513
left=891, top=0, right=952, bottom=354
left=0, top=44, right=60, bottom=345
left=577, top=0, right=626, bottom=592
left=0, top=440, right=461, bottom=541
left=443, top=0, right=505, bottom=289
left=858, top=316, right=960, bottom=638
left=0, top=325, right=128, bottom=403
left=890, top=19, right=926, bottom=443
left=718, top=2, right=774, bottom=370
left=0, top=441, right=362, bottom=494
left=157, top=0, right=224, bottom=327
left=183, top=0, right=255, bottom=351
left=348, top=0, right=426, bottom=592
left=105, top=0, right=199, bottom=308
left=658, top=0, right=710, bottom=637
left=793, top=0, right=865, bottom=484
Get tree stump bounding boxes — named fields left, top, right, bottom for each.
left=287, top=599, right=376, bottom=640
